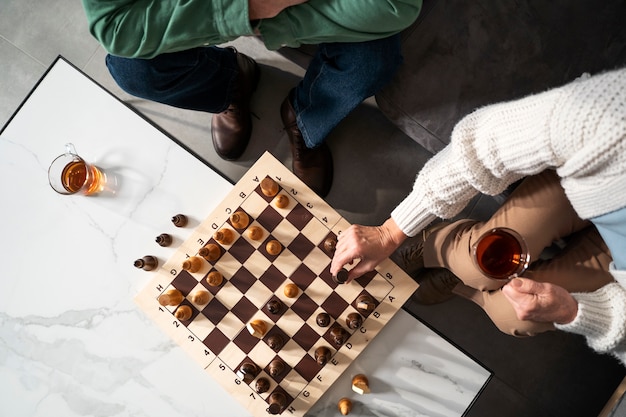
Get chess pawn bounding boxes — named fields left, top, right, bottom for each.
left=155, top=233, right=172, bottom=247
left=134, top=255, right=158, bottom=271
left=260, top=177, right=279, bottom=197
left=236, top=362, right=259, bottom=384
left=246, top=225, right=263, bottom=241
left=266, top=299, right=283, bottom=315
left=283, top=283, right=299, bottom=298
left=182, top=256, right=203, bottom=273
left=198, top=243, right=221, bottom=261
left=268, top=358, right=285, bottom=378
left=316, top=312, right=331, bottom=327
left=268, top=392, right=287, bottom=415
left=230, top=211, right=249, bottom=229
left=338, top=398, right=353, bottom=416
left=206, top=271, right=223, bottom=287
left=255, top=377, right=271, bottom=394
left=330, top=326, right=349, bottom=347
left=267, top=334, right=284, bottom=352
left=174, top=305, right=192, bottom=321
left=346, top=312, right=363, bottom=330
left=158, top=288, right=184, bottom=306
left=274, top=194, right=289, bottom=209
left=323, top=237, right=337, bottom=254
left=315, top=346, right=332, bottom=366
left=190, top=290, right=210, bottom=305
left=356, top=294, right=376, bottom=314
left=213, top=228, right=234, bottom=245
left=266, top=239, right=282, bottom=255
left=171, top=214, right=188, bottom=227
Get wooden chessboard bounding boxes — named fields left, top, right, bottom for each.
left=135, top=152, right=418, bottom=416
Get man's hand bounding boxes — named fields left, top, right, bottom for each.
left=502, top=278, right=578, bottom=324
left=330, top=218, right=407, bottom=283
left=248, top=0, right=309, bottom=20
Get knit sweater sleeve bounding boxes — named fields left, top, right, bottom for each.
left=392, top=68, right=626, bottom=237
left=392, top=83, right=563, bottom=237
left=555, top=276, right=626, bottom=367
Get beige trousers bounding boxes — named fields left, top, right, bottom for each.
left=423, top=170, right=614, bottom=336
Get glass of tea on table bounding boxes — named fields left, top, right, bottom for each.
left=472, top=227, right=530, bottom=280
left=48, top=143, right=106, bottom=195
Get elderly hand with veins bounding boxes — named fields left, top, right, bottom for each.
left=502, top=278, right=578, bottom=324
left=330, top=218, right=408, bottom=283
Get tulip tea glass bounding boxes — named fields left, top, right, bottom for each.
left=472, top=227, right=530, bottom=280
left=48, top=143, right=106, bottom=195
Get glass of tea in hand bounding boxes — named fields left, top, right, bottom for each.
left=472, top=227, right=530, bottom=280
left=48, top=143, right=106, bottom=195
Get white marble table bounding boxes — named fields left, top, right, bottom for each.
left=0, top=57, right=490, bottom=417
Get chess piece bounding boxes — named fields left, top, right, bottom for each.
left=158, top=288, right=184, bottom=306
left=236, top=362, right=259, bottom=384
left=283, top=283, right=299, bottom=298
left=314, top=346, right=332, bottom=365
left=351, top=374, right=371, bottom=394
left=346, top=312, right=363, bottom=330
left=274, top=194, right=289, bottom=209
left=255, top=377, right=270, bottom=394
left=190, top=290, right=210, bottom=305
left=134, top=255, right=158, bottom=271
left=333, top=268, right=349, bottom=284
left=206, top=271, right=223, bottom=287
left=198, top=243, right=221, bottom=261
left=213, top=228, right=234, bottom=245
left=268, top=392, right=287, bottom=415
left=316, top=312, right=331, bottom=327
left=268, top=358, right=285, bottom=378
left=267, top=334, right=284, bottom=351
left=330, top=326, right=349, bottom=347
left=323, top=237, right=337, bottom=254
left=266, top=299, right=283, bottom=315
left=247, top=319, right=268, bottom=338
left=266, top=239, right=282, bottom=255
left=356, top=294, right=376, bottom=314
left=155, top=233, right=172, bottom=247
left=171, top=214, right=188, bottom=227
left=230, top=211, right=249, bottom=229
left=260, top=177, right=279, bottom=197
left=338, top=398, right=353, bottom=415
left=174, top=305, right=192, bottom=321
left=246, top=225, right=263, bottom=241
left=182, top=256, right=203, bottom=273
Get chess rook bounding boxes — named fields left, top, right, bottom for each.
left=260, top=177, right=279, bottom=197
left=158, top=288, right=183, bottom=306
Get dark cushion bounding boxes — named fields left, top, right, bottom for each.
left=375, top=0, right=626, bottom=153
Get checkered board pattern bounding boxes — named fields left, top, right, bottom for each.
left=135, top=152, right=418, bottom=416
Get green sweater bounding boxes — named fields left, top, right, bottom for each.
left=81, top=0, right=422, bottom=58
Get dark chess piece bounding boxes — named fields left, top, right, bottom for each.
left=134, top=255, right=158, bottom=271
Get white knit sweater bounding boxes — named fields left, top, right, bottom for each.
left=391, top=67, right=626, bottom=365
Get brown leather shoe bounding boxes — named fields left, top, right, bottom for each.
left=211, top=51, right=260, bottom=160
left=413, top=268, right=462, bottom=305
left=280, top=92, right=333, bottom=197
left=391, top=221, right=449, bottom=277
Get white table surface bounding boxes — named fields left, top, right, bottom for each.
left=0, top=57, right=490, bottom=417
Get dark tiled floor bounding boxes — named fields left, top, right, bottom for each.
left=2, top=0, right=625, bottom=416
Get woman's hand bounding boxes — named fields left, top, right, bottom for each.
left=502, top=278, right=578, bottom=324
left=330, top=218, right=407, bottom=283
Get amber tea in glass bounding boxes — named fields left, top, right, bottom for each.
left=472, top=227, right=529, bottom=280
left=48, top=143, right=106, bottom=195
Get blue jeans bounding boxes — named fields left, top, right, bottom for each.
left=106, top=35, right=402, bottom=148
